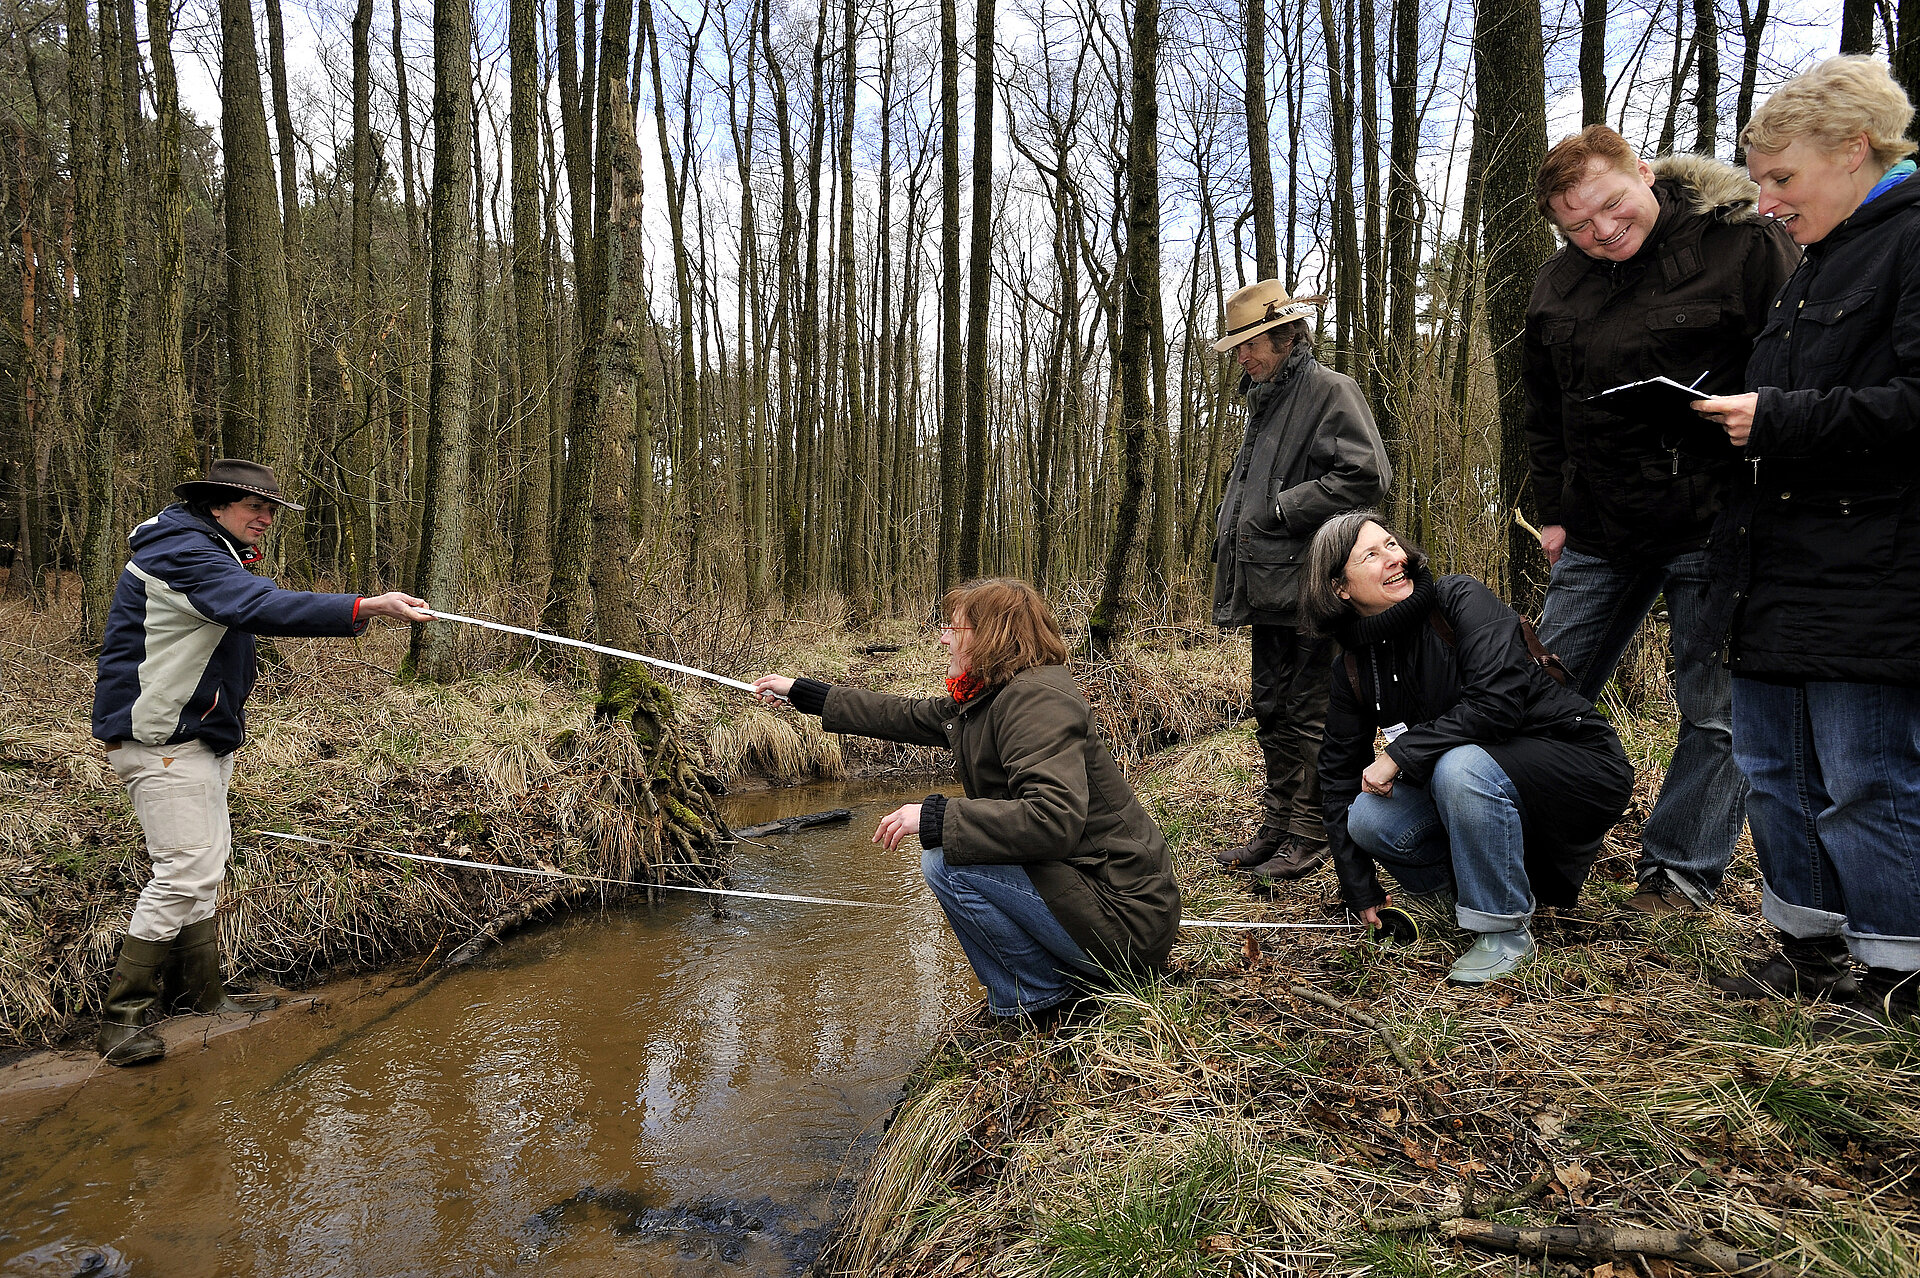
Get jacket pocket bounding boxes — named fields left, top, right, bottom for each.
left=1763, top=484, right=1906, bottom=592
left=1786, top=287, right=1877, bottom=380
left=1644, top=303, right=1726, bottom=380
left=1542, top=317, right=1576, bottom=384
left=1241, top=534, right=1306, bottom=614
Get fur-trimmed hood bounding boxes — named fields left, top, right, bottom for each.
left=1650, top=153, right=1762, bottom=222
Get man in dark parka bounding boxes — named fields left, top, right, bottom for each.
left=1209, top=281, right=1392, bottom=880
left=1524, top=127, right=1799, bottom=915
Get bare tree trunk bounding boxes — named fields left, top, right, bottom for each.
left=510, top=0, right=553, bottom=606
left=1245, top=0, right=1278, bottom=280
left=1840, top=0, right=1875, bottom=53
left=146, top=0, right=191, bottom=505
left=958, top=0, right=995, bottom=579
left=408, top=0, right=477, bottom=680
left=1579, top=0, right=1607, bottom=126
left=1691, top=0, right=1719, bottom=153
left=1385, top=0, right=1422, bottom=540
left=1474, top=0, right=1554, bottom=603
left=1732, top=0, right=1771, bottom=158
left=1090, top=0, right=1159, bottom=654
left=937, top=0, right=962, bottom=594
left=837, top=0, right=871, bottom=614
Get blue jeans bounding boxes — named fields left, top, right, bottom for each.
left=1345, top=746, right=1533, bottom=932
left=1536, top=545, right=1745, bottom=901
left=920, top=848, right=1101, bottom=1016
left=1731, top=678, right=1920, bottom=970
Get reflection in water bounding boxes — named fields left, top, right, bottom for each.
left=0, top=781, right=978, bottom=1276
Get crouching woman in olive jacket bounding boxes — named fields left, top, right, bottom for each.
left=1308, top=512, right=1635, bottom=988
left=754, top=579, right=1181, bottom=1019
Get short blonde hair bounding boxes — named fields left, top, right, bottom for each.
left=1742, top=56, right=1916, bottom=170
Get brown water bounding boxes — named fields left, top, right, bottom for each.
left=0, top=780, right=979, bottom=1276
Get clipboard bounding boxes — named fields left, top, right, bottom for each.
left=1586, top=372, right=1732, bottom=454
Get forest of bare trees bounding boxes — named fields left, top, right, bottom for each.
left=0, top=0, right=1889, bottom=652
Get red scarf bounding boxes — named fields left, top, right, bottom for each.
left=945, top=671, right=988, bottom=703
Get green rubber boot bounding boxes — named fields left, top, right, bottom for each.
left=168, top=917, right=279, bottom=1015
left=1446, top=927, right=1536, bottom=987
left=96, top=935, right=171, bottom=1066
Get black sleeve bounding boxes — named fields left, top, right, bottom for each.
left=1384, top=580, right=1536, bottom=785
left=1522, top=281, right=1570, bottom=528
left=788, top=677, right=831, bottom=716
left=1320, top=648, right=1387, bottom=912
left=920, top=794, right=948, bottom=848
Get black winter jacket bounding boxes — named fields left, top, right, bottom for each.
left=1212, top=344, right=1391, bottom=627
left=1321, top=571, right=1635, bottom=913
left=1524, top=156, right=1800, bottom=563
left=1709, top=171, right=1920, bottom=687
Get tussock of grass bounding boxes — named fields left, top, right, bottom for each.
left=824, top=716, right=1920, bottom=1277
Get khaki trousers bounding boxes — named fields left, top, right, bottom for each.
left=108, top=738, right=235, bottom=942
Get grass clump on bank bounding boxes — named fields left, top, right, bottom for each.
left=824, top=721, right=1920, bottom=1278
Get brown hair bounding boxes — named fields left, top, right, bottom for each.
left=942, top=578, right=1070, bottom=686
left=1300, top=510, right=1431, bottom=636
left=1536, top=125, right=1641, bottom=219
left=1743, top=55, right=1916, bottom=170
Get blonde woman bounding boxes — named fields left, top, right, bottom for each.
left=1691, top=56, right=1920, bottom=1035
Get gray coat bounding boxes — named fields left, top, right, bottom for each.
left=1211, top=348, right=1392, bottom=627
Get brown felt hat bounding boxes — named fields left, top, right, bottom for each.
left=173, top=458, right=305, bottom=511
left=1212, top=279, right=1323, bottom=353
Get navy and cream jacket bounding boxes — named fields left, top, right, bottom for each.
left=92, top=504, right=368, bottom=756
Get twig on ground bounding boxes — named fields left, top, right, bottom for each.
left=1368, top=1170, right=1555, bottom=1232
left=1441, top=1219, right=1792, bottom=1277
left=1288, top=982, right=1427, bottom=1078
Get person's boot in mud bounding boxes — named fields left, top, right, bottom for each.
left=1812, top=967, right=1920, bottom=1041
left=166, top=917, right=279, bottom=1015
left=1212, top=825, right=1285, bottom=871
left=96, top=935, right=171, bottom=1066
left=1710, top=932, right=1859, bottom=1001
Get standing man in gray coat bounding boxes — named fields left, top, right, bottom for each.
left=1209, top=281, right=1392, bottom=881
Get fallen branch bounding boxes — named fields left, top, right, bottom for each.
left=446, top=882, right=594, bottom=965
left=855, top=644, right=904, bottom=656
left=1289, top=983, right=1427, bottom=1078
left=731, top=808, right=854, bottom=839
left=1368, top=1170, right=1554, bottom=1232
left=1442, top=1219, right=1791, bottom=1278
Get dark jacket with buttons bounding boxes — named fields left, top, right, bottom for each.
left=1211, top=345, right=1391, bottom=628
left=1708, top=170, right=1920, bottom=687
left=1524, top=156, right=1801, bottom=564
left=1321, top=572, right=1634, bottom=914
left=790, top=665, right=1181, bottom=972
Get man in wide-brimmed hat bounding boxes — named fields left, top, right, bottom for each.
left=1208, top=280, right=1390, bottom=883
left=90, top=459, right=433, bottom=1066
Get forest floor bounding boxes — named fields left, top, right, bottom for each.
left=0, top=591, right=1245, bottom=1052
left=820, top=713, right=1920, bottom=1278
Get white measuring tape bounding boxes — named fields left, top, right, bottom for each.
left=427, top=610, right=775, bottom=697
left=261, top=831, right=1364, bottom=931
left=260, top=831, right=896, bottom=910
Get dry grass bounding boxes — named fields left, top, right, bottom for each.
left=822, top=713, right=1920, bottom=1278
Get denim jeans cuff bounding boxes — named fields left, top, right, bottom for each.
left=1760, top=882, right=1846, bottom=938
left=1841, top=926, right=1920, bottom=970
left=1457, top=902, right=1532, bottom=933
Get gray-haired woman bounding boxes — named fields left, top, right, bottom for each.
left=1307, top=512, right=1635, bottom=986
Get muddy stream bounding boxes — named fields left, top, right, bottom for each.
left=0, top=780, right=980, bottom=1276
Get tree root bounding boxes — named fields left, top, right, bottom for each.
left=1438, top=1219, right=1791, bottom=1277
left=446, top=882, right=593, bottom=966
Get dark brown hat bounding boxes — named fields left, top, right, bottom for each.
left=173, top=458, right=305, bottom=511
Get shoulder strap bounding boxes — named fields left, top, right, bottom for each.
left=1424, top=595, right=1568, bottom=687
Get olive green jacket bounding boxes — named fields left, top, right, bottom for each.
left=821, top=664, right=1181, bottom=972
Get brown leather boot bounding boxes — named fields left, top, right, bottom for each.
left=1213, top=826, right=1285, bottom=870
left=1813, top=966, right=1920, bottom=1041
left=1251, top=835, right=1329, bottom=882
left=168, top=917, right=279, bottom=1015
left=1711, top=933, right=1858, bottom=1001
left=97, top=935, right=170, bottom=1066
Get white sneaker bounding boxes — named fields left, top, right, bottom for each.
left=1446, top=928, right=1535, bottom=986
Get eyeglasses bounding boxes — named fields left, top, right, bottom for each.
left=937, top=624, right=972, bottom=633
